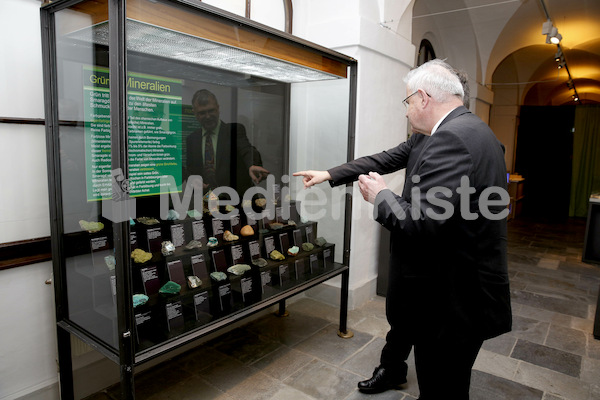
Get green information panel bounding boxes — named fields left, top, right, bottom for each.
left=83, top=66, right=182, bottom=201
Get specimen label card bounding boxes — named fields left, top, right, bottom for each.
left=166, top=301, right=184, bottom=331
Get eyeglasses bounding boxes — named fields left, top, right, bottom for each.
left=194, top=107, right=218, bottom=117
left=402, top=90, right=431, bottom=108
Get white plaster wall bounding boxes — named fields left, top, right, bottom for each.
left=251, top=0, right=285, bottom=32
left=0, top=263, right=58, bottom=400
left=0, top=0, right=45, bottom=119
left=203, top=0, right=286, bottom=32
left=0, top=123, right=50, bottom=243
left=0, top=1, right=59, bottom=399
left=292, top=0, right=415, bottom=307
left=0, top=0, right=50, bottom=243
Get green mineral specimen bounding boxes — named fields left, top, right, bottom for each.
left=314, top=237, right=327, bottom=247
left=251, top=258, right=268, bottom=267
left=270, top=250, right=285, bottom=261
left=137, top=216, right=160, bottom=225
left=79, top=220, right=104, bottom=233
left=207, top=237, right=218, bottom=247
left=185, top=240, right=202, bottom=250
left=165, top=209, right=180, bottom=220
left=104, top=255, right=116, bottom=271
left=210, top=271, right=227, bottom=282
left=287, top=246, right=299, bottom=256
left=131, top=248, right=152, bottom=264
left=227, top=264, right=251, bottom=275
left=132, top=294, right=149, bottom=307
left=187, top=209, right=203, bottom=218
left=301, top=242, right=314, bottom=252
left=159, top=281, right=181, bottom=295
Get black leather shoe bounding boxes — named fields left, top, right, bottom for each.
left=357, top=366, right=407, bottom=394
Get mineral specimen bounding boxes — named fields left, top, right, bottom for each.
left=104, top=255, right=116, bottom=271
left=79, top=220, right=104, bottom=233
left=165, top=209, right=180, bottom=220
left=314, top=237, right=327, bottom=247
left=255, top=198, right=267, bottom=208
left=287, top=246, right=299, bottom=256
left=225, top=204, right=236, bottom=212
left=227, top=264, right=251, bottom=275
left=187, top=209, right=203, bottom=218
left=287, top=220, right=297, bottom=226
left=187, top=275, right=202, bottom=289
left=251, top=258, right=268, bottom=267
left=223, top=230, right=239, bottom=241
left=204, top=190, right=218, bottom=203
left=270, top=250, right=285, bottom=261
left=131, top=248, right=152, bottom=264
left=159, top=281, right=181, bottom=295
left=184, top=240, right=202, bottom=250
left=161, top=241, right=176, bottom=256
left=240, top=225, right=254, bottom=236
left=269, top=222, right=284, bottom=230
left=137, top=216, right=160, bottom=225
left=132, top=294, right=149, bottom=307
left=242, top=199, right=252, bottom=208
left=207, top=237, right=218, bottom=247
left=210, top=271, right=227, bottom=282
left=301, top=242, right=314, bottom=252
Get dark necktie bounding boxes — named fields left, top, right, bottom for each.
left=204, top=132, right=217, bottom=188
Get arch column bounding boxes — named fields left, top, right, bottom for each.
left=292, top=0, right=416, bottom=309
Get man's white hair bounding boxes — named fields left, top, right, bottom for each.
left=404, top=59, right=464, bottom=103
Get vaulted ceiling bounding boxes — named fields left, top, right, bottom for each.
left=413, top=0, right=600, bottom=106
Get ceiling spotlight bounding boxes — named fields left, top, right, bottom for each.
left=573, top=95, right=579, bottom=102
left=543, top=20, right=562, bottom=45
left=542, top=19, right=553, bottom=35
left=554, top=49, right=563, bottom=62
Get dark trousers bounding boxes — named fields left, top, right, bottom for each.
left=381, top=286, right=482, bottom=399
left=379, top=326, right=412, bottom=378
left=413, top=336, right=482, bottom=400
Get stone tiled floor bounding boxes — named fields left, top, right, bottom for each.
left=85, top=218, right=600, bottom=400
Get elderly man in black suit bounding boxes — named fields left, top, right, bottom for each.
left=185, top=89, right=269, bottom=195
left=294, top=59, right=511, bottom=400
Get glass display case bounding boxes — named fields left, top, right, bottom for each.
left=41, top=0, right=356, bottom=398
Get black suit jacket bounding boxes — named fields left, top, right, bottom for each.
left=329, top=106, right=511, bottom=341
left=185, top=121, right=262, bottom=194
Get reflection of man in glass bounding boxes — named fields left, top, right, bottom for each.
left=186, top=89, right=269, bottom=194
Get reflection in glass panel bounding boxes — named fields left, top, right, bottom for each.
left=55, top=4, right=118, bottom=349
left=67, top=19, right=339, bottom=83
left=51, top=0, right=351, bottom=355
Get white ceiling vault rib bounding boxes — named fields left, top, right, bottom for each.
left=412, top=0, right=522, bottom=19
